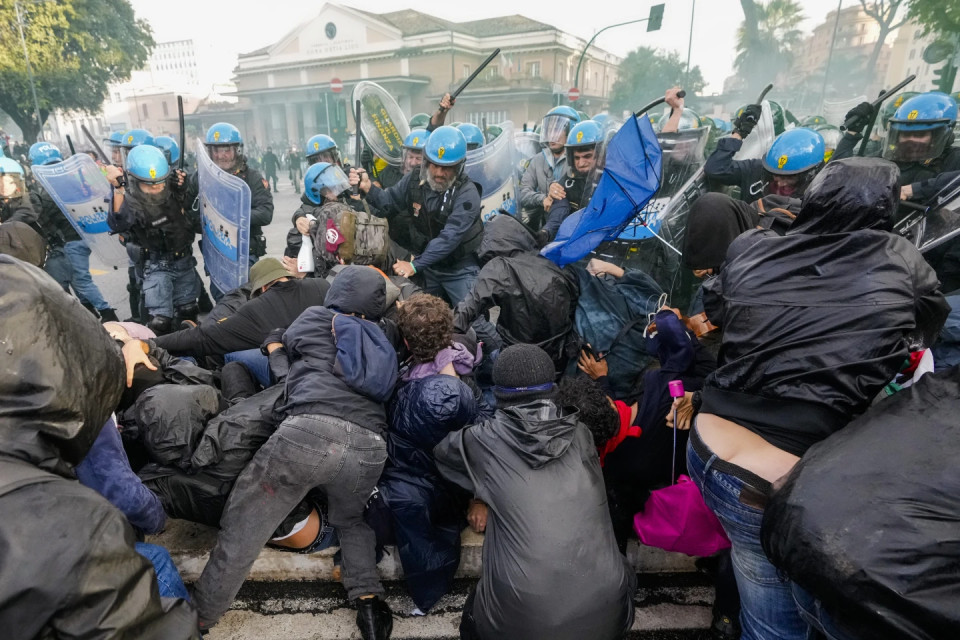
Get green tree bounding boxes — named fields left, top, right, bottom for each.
left=735, top=0, right=805, bottom=99
left=0, top=0, right=153, bottom=143
left=907, top=0, right=960, bottom=38
left=609, top=47, right=706, bottom=116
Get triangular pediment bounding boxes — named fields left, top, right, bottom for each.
left=256, top=2, right=402, bottom=60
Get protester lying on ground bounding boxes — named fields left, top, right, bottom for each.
left=379, top=294, right=488, bottom=613
left=151, top=258, right=329, bottom=380
left=453, top=214, right=579, bottom=373
left=191, top=266, right=397, bottom=640
left=435, top=343, right=636, bottom=640
left=0, top=255, right=198, bottom=639
left=684, top=157, right=949, bottom=639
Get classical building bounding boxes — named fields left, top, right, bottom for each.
left=885, top=21, right=955, bottom=94
left=232, top=3, right=620, bottom=149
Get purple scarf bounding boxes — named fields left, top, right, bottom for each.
left=402, top=341, right=482, bottom=382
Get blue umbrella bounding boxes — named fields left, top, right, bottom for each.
left=541, top=114, right=662, bottom=267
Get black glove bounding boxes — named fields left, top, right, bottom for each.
left=843, top=101, right=875, bottom=134
left=360, top=147, right=374, bottom=174
left=734, top=104, right=762, bottom=138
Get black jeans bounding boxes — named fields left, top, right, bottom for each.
left=193, top=414, right=388, bottom=626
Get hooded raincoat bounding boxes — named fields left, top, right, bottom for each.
left=0, top=255, right=198, bottom=639
left=434, top=400, right=635, bottom=640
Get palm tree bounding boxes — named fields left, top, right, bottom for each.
left=735, top=0, right=806, bottom=99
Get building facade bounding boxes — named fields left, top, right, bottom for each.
left=885, top=22, right=955, bottom=94
left=232, top=3, right=620, bottom=150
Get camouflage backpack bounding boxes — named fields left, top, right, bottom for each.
left=310, top=200, right=389, bottom=271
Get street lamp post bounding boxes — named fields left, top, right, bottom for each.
left=14, top=0, right=46, bottom=141
left=574, top=4, right=664, bottom=93
left=818, top=0, right=844, bottom=114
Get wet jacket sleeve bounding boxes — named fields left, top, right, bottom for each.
left=415, top=183, right=482, bottom=270
left=903, top=246, right=950, bottom=348
left=453, top=260, right=503, bottom=333
left=518, top=154, right=547, bottom=210
left=246, top=168, right=274, bottom=227
left=365, top=172, right=414, bottom=219
left=910, top=170, right=960, bottom=202
left=74, top=418, right=167, bottom=535
left=832, top=132, right=861, bottom=161
left=434, top=427, right=479, bottom=494
left=51, top=501, right=199, bottom=638
left=542, top=198, right=572, bottom=240
left=704, top=136, right=751, bottom=186
left=152, top=306, right=263, bottom=358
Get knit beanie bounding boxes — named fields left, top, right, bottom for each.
left=493, top=344, right=557, bottom=404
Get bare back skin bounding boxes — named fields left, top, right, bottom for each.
left=695, top=413, right=800, bottom=485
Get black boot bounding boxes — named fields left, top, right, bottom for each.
left=99, top=308, right=119, bottom=323
left=197, top=284, right=214, bottom=313
left=81, top=301, right=101, bottom=319
left=355, top=596, right=392, bottom=640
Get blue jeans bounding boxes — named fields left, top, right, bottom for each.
left=792, top=586, right=858, bottom=640
left=224, top=349, right=272, bottom=388
left=45, top=242, right=110, bottom=309
left=687, top=426, right=809, bottom=640
left=142, top=255, right=201, bottom=318
left=135, top=542, right=190, bottom=600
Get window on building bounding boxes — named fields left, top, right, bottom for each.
left=462, top=64, right=471, bottom=79
left=909, top=49, right=915, bottom=60
left=142, top=104, right=148, bottom=118
left=594, top=71, right=599, bottom=88
left=487, top=64, right=499, bottom=78
left=859, top=23, right=865, bottom=33
left=526, top=61, right=540, bottom=77
left=162, top=101, right=169, bottom=117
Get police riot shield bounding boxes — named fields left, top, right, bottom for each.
left=196, top=140, right=251, bottom=294
left=513, top=130, right=542, bottom=181
left=465, top=121, right=518, bottom=221
left=823, top=95, right=867, bottom=128
left=896, top=176, right=960, bottom=254
left=31, top=153, right=128, bottom=269
left=353, top=81, right=410, bottom=167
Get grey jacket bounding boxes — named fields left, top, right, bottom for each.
left=518, top=150, right=566, bottom=210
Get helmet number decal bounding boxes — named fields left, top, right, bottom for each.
left=437, top=146, right=445, bottom=159
left=576, top=131, right=584, bottom=143
left=214, top=130, right=221, bottom=141
left=907, top=110, right=918, bottom=120
left=314, top=142, right=320, bottom=150
left=149, top=167, right=157, bottom=180
left=777, top=155, right=788, bottom=169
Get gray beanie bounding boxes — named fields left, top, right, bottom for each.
left=492, top=344, right=557, bottom=404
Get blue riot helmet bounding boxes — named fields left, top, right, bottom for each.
left=305, top=134, right=340, bottom=166
left=103, top=131, right=124, bottom=165
left=126, top=144, right=170, bottom=184
left=592, top=113, right=610, bottom=129
left=303, top=161, right=351, bottom=205
left=119, top=128, right=154, bottom=168
left=457, top=123, right=485, bottom=151
left=29, top=142, right=62, bottom=166
left=884, top=92, right=958, bottom=163
left=153, top=135, right=180, bottom=168
left=540, top=105, right=581, bottom=146
left=565, top=120, right=603, bottom=177
left=421, top=126, right=468, bottom=188
left=205, top=122, right=244, bottom=172
left=0, top=155, right=26, bottom=201
left=401, top=128, right=428, bottom=175
left=761, top=128, right=825, bottom=197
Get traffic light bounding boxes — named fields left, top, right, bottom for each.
left=933, top=61, right=957, bottom=94
left=647, top=4, right=664, bottom=32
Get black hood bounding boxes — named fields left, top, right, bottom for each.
left=497, top=400, right=579, bottom=469
left=790, top=157, right=899, bottom=235
left=0, top=256, right=124, bottom=476
left=683, top=192, right=756, bottom=270
left=477, top=214, right=537, bottom=264
left=325, top=265, right=387, bottom=321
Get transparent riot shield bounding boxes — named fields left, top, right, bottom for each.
left=196, top=140, right=252, bottom=293
left=896, top=176, right=960, bottom=254
left=513, top=130, right=542, bottom=182
left=353, top=81, right=411, bottom=167
left=31, top=154, right=128, bottom=269
left=465, top=121, right=518, bottom=221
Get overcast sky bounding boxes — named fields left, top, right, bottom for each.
left=131, top=0, right=880, bottom=94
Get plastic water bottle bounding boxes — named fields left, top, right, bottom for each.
left=668, top=380, right=685, bottom=482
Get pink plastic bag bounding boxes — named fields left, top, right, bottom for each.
left=633, top=475, right=730, bottom=557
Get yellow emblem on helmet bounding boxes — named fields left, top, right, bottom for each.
left=576, top=130, right=584, bottom=143
left=908, top=110, right=919, bottom=120
left=413, top=137, right=419, bottom=146
left=777, top=155, right=788, bottom=169
left=127, top=135, right=133, bottom=144
left=149, top=167, right=157, bottom=180
left=213, top=131, right=221, bottom=142
left=894, top=96, right=904, bottom=107
left=313, top=142, right=319, bottom=151
left=437, top=146, right=445, bottom=159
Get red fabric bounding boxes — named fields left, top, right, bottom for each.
left=901, top=350, right=925, bottom=376
left=598, top=401, right=642, bottom=467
